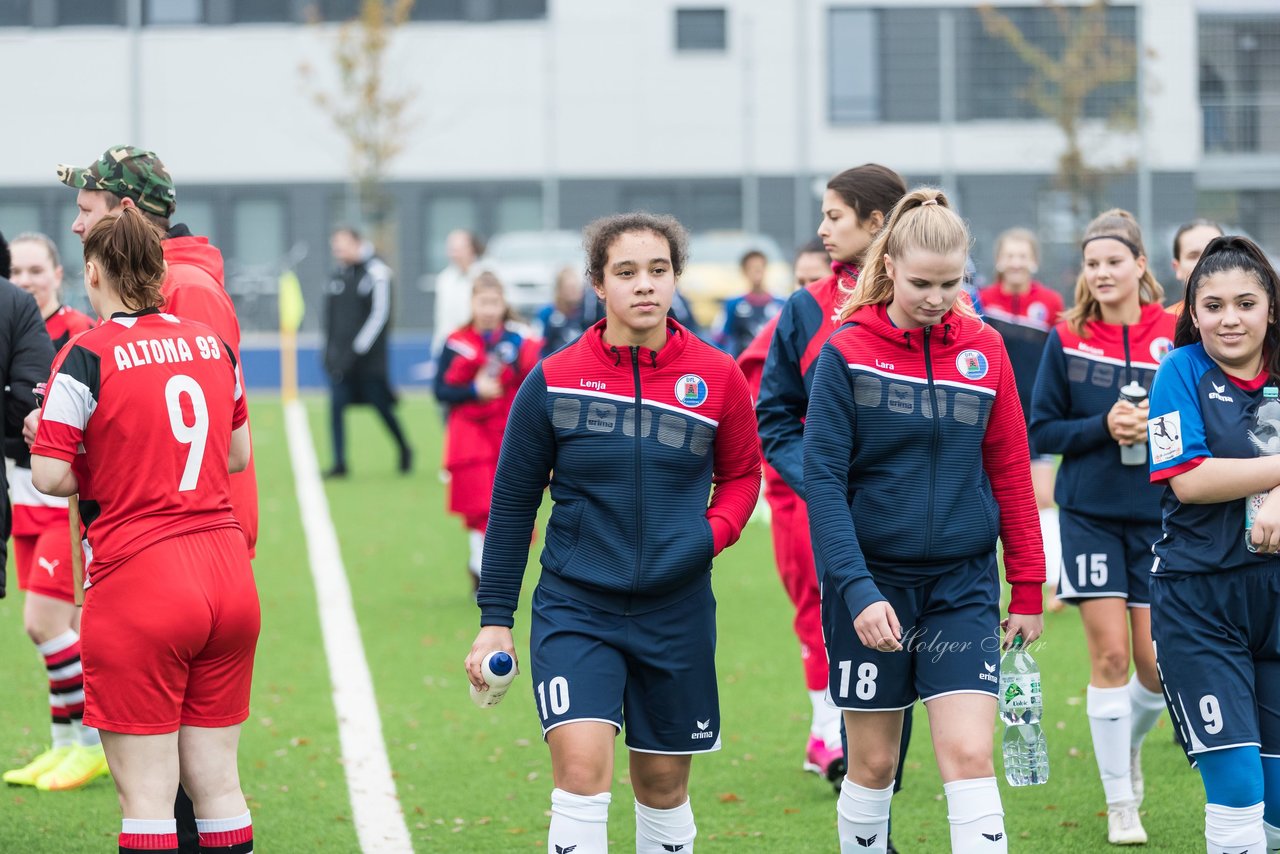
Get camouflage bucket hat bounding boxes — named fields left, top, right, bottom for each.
left=57, top=145, right=176, bottom=218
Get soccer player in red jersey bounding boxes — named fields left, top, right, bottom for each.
left=29, top=209, right=258, bottom=854
left=3, top=232, right=103, bottom=791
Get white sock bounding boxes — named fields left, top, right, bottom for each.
left=837, top=778, right=892, bottom=854
left=50, top=720, right=73, bottom=749
left=1263, top=819, right=1280, bottom=852
left=1206, top=802, right=1265, bottom=853
left=1128, top=675, right=1166, bottom=749
left=71, top=718, right=101, bottom=747
left=1087, top=684, right=1134, bottom=804
left=468, top=530, right=484, bottom=578
left=636, top=799, right=696, bottom=853
left=548, top=788, right=610, bottom=854
left=1039, top=507, right=1061, bottom=587
left=810, top=689, right=842, bottom=747
left=944, top=777, right=1007, bottom=853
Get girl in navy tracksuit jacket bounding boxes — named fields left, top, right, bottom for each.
left=1028, top=209, right=1174, bottom=846
left=464, top=213, right=760, bottom=854
left=805, top=189, right=1043, bottom=854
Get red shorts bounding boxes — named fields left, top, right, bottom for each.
left=80, top=527, right=260, bottom=735
left=13, top=530, right=77, bottom=604
left=447, top=460, right=495, bottom=532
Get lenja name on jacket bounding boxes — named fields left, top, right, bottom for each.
left=579, top=378, right=606, bottom=391
left=115, top=335, right=224, bottom=371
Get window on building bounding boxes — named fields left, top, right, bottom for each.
left=412, top=0, right=465, bottom=21
left=828, top=7, right=940, bottom=123
left=423, top=195, right=479, bottom=272
left=0, top=0, right=31, bottom=26
left=232, top=199, right=286, bottom=266
left=1200, top=15, right=1280, bottom=155
left=829, top=9, right=878, bottom=123
left=309, top=0, right=360, bottom=21
left=955, top=5, right=1137, bottom=121
left=146, top=0, right=202, bottom=25
left=690, top=186, right=741, bottom=231
left=493, top=0, right=545, bottom=20
left=676, top=8, right=727, bottom=52
left=176, top=199, right=218, bottom=246
left=57, top=0, right=125, bottom=25
left=495, top=194, right=542, bottom=234
left=230, top=0, right=293, bottom=24
left=0, top=203, right=41, bottom=239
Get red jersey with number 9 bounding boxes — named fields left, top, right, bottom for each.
left=31, top=309, right=248, bottom=586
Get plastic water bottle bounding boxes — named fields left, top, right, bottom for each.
left=469, top=651, right=516, bottom=708
left=1245, top=386, right=1280, bottom=553
left=999, top=636, right=1048, bottom=786
left=1118, top=383, right=1149, bottom=466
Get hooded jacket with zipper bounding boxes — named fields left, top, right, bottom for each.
left=756, top=265, right=852, bottom=496
left=1028, top=302, right=1175, bottom=522
left=477, top=318, right=761, bottom=628
left=804, top=303, right=1044, bottom=621
left=161, top=224, right=259, bottom=557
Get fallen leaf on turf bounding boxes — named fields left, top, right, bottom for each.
left=784, top=808, right=800, bottom=814
left=1060, top=821, right=1078, bottom=827
left=1068, top=747, right=1081, bottom=757
left=1065, top=697, right=1081, bottom=706
left=718, top=792, right=741, bottom=803
left=1044, top=804, right=1058, bottom=811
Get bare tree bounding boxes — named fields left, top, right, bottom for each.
left=299, top=0, right=416, bottom=234
left=979, top=1, right=1138, bottom=230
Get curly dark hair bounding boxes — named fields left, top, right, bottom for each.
left=583, top=212, right=688, bottom=286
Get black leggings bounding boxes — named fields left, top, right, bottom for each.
left=329, top=377, right=409, bottom=468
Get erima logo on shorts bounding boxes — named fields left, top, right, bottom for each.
left=675, top=374, right=708, bottom=408
left=979, top=661, right=998, bottom=683
left=956, top=349, right=989, bottom=380
left=691, top=718, right=713, bottom=739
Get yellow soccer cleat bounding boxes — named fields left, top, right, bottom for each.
left=4, top=745, right=75, bottom=786
left=34, top=744, right=110, bottom=791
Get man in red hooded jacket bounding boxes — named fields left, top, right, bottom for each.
left=59, top=145, right=258, bottom=854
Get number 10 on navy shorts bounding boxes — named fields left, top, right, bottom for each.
left=528, top=579, right=721, bottom=754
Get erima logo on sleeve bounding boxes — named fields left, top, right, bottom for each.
left=1149, top=411, right=1183, bottom=464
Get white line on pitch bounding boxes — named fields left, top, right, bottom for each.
left=283, top=400, right=414, bottom=853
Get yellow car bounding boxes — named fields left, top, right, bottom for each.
left=681, top=232, right=795, bottom=328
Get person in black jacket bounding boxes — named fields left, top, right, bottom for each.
left=0, top=229, right=58, bottom=599
left=323, top=226, right=413, bottom=478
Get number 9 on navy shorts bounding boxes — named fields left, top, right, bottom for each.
left=1057, top=511, right=1160, bottom=605
left=822, top=556, right=1001, bottom=711
left=1152, top=567, right=1280, bottom=757
left=528, top=579, right=721, bottom=754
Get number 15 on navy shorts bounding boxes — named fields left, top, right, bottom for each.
left=528, top=579, right=722, bottom=754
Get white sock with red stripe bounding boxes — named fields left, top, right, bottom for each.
left=37, top=630, right=82, bottom=748
left=196, top=810, right=253, bottom=853
left=119, top=818, right=178, bottom=853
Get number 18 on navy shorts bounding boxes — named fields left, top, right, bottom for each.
left=822, top=557, right=1002, bottom=710
left=528, top=579, right=721, bottom=754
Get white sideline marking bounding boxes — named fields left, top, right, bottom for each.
left=283, top=400, right=414, bottom=853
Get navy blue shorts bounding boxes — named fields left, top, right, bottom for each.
left=1057, top=511, right=1160, bottom=606
left=1152, top=566, right=1280, bottom=758
left=822, top=556, right=1002, bottom=711
left=527, top=580, right=721, bottom=754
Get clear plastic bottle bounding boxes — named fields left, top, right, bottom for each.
left=1245, top=386, right=1280, bottom=553
left=999, top=636, right=1049, bottom=786
left=470, top=651, right=516, bottom=708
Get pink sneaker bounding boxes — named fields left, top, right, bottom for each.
left=803, top=736, right=846, bottom=783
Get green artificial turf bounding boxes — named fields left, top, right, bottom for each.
left=0, top=393, right=1210, bottom=852
left=0, top=401, right=358, bottom=852
left=311, top=395, right=1209, bottom=853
